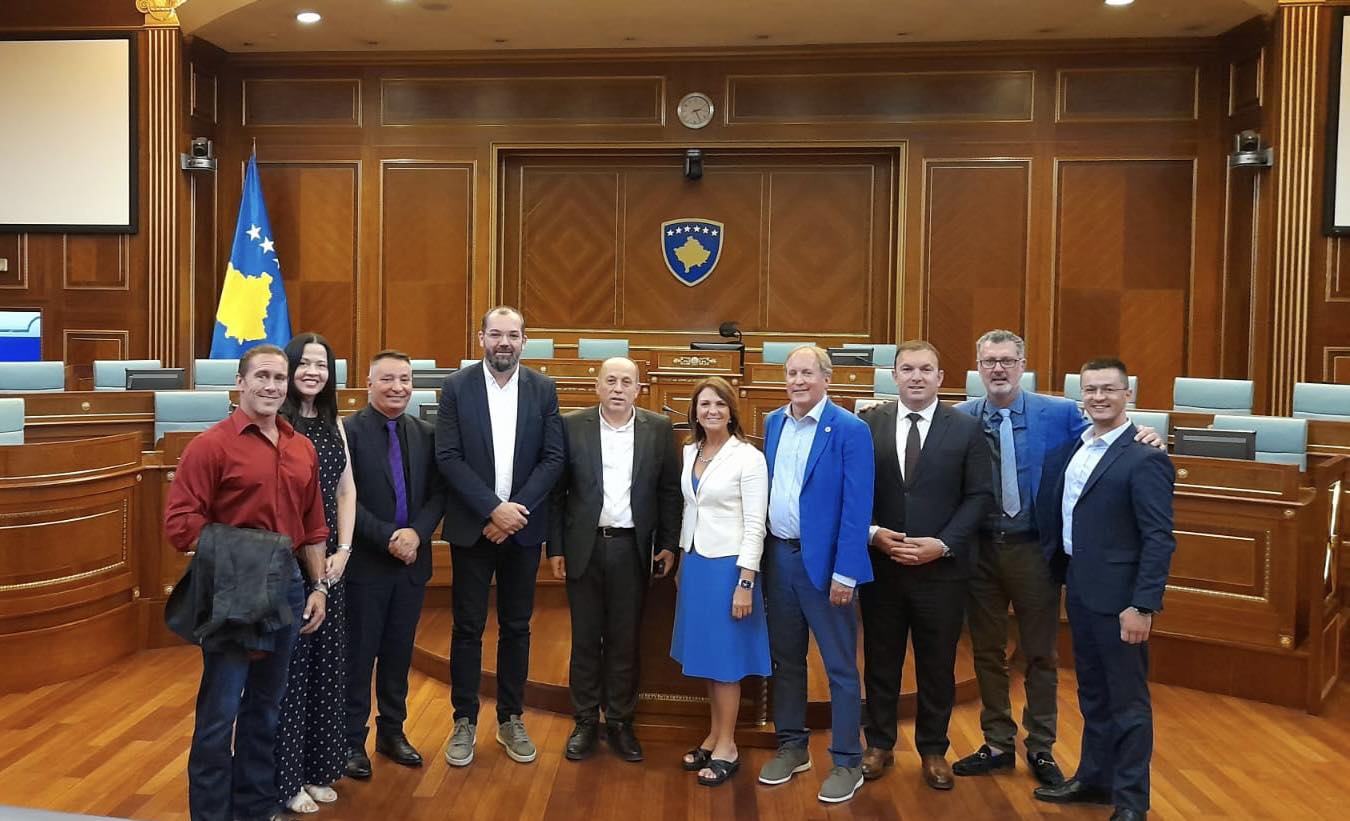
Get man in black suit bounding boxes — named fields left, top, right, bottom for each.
left=436, top=305, right=565, bottom=768
left=547, top=357, right=681, bottom=763
left=1033, top=358, right=1175, bottom=821
left=342, top=350, right=446, bottom=779
left=858, top=340, right=993, bottom=790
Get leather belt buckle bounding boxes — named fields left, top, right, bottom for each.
left=598, top=526, right=634, bottom=539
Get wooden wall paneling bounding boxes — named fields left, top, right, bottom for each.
left=188, top=169, right=218, bottom=360
left=922, top=159, right=1030, bottom=385
left=1056, top=67, right=1200, bottom=122
left=62, top=330, right=128, bottom=390
left=381, top=76, right=664, bottom=126
left=191, top=62, right=218, bottom=124
left=63, top=235, right=128, bottom=290
left=1054, top=159, right=1195, bottom=409
left=243, top=78, right=362, bottom=127
left=726, top=70, right=1035, bottom=124
left=1223, top=167, right=1260, bottom=379
left=379, top=161, right=474, bottom=364
left=0, top=235, right=23, bottom=289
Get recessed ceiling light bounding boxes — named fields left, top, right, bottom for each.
left=1104, top=0, right=1134, bottom=6
left=296, top=11, right=322, bottom=24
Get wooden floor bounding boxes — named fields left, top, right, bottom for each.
left=2, top=647, right=1349, bottom=820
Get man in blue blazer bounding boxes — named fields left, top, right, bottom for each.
left=1033, top=357, right=1175, bottom=821
left=757, top=345, right=875, bottom=804
left=435, top=306, right=565, bottom=769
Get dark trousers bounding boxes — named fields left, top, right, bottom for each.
left=859, top=561, right=966, bottom=756
left=1066, top=589, right=1153, bottom=813
left=344, top=572, right=426, bottom=749
left=450, top=537, right=541, bottom=725
left=966, top=532, right=1062, bottom=754
left=188, top=575, right=303, bottom=821
left=565, top=532, right=646, bottom=723
left=764, top=537, right=862, bottom=768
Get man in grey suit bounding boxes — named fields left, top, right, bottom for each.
left=548, top=357, right=682, bottom=763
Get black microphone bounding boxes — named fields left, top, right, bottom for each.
left=661, top=404, right=688, bottom=419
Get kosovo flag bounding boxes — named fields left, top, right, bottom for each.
left=209, top=154, right=291, bottom=359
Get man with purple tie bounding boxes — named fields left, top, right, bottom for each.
left=341, top=351, right=446, bottom=779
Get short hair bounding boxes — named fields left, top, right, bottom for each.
left=687, top=376, right=747, bottom=446
left=784, top=345, right=833, bottom=378
left=895, top=339, right=942, bottom=366
left=1080, top=357, right=1129, bottom=385
left=481, top=305, right=525, bottom=332
left=369, top=349, right=411, bottom=367
left=975, top=329, right=1025, bottom=359
left=238, top=344, right=287, bottom=377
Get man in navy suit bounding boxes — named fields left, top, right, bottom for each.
left=1033, top=357, right=1175, bottom=821
left=757, top=345, right=875, bottom=804
left=435, top=306, right=565, bottom=769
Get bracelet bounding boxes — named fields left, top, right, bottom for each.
left=311, top=586, right=328, bottom=598
left=337, top=543, right=352, bottom=552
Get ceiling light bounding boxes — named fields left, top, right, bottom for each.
left=1104, top=0, right=1134, bottom=6
left=296, top=11, right=321, bottom=23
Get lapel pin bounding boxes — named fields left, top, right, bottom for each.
left=824, top=426, right=832, bottom=433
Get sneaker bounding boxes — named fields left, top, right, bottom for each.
left=443, top=718, right=476, bottom=767
left=758, top=744, right=812, bottom=785
left=818, top=765, right=864, bottom=803
left=496, top=715, right=537, bottom=763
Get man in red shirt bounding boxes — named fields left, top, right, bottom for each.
left=165, top=344, right=330, bottom=821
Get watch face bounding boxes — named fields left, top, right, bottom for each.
left=677, top=92, right=715, bottom=129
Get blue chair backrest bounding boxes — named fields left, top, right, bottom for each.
left=1065, top=373, right=1138, bottom=408
left=193, top=359, right=237, bottom=391
left=461, top=358, right=481, bottom=370
left=410, top=359, right=437, bottom=370
left=1212, top=414, right=1308, bottom=471
left=1126, top=409, right=1170, bottom=441
left=1173, top=377, right=1253, bottom=415
left=0, top=397, right=23, bottom=445
left=522, top=338, right=555, bottom=359
left=843, top=343, right=898, bottom=368
left=334, top=359, right=348, bottom=388
left=0, top=361, right=64, bottom=392
left=94, top=359, right=161, bottom=391
left=874, top=368, right=898, bottom=397
left=154, top=391, right=231, bottom=444
left=408, top=389, right=437, bottom=416
left=966, top=370, right=1036, bottom=400
left=762, top=341, right=818, bottom=365
left=1292, top=382, right=1350, bottom=421
left=577, top=338, right=629, bottom=360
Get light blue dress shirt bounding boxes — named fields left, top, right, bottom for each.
left=1061, top=419, right=1132, bottom=556
left=768, top=396, right=856, bottom=588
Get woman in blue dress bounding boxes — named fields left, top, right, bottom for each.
left=670, top=376, right=771, bottom=786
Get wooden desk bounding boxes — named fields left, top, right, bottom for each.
left=647, top=349, right=741, bottom=423
left=523, top=358, right=651, bottom=414
left=743, top=362, right=876, bottom=391
left=6, top=390, right=156, bottom=449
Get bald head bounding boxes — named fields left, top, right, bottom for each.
left=596, top=357, right=640, bottom=422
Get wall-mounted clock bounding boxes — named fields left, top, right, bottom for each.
left=676, top=92, right=715, bottom=129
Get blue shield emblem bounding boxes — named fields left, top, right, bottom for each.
left=661, top=218, right=723, bottom=286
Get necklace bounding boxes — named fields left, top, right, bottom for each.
left=696, top=443, right=720, bottom=464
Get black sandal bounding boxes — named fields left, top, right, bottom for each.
left=697, top=758, right=741, bottom=786
left=682, top=747, right=713, bottom=772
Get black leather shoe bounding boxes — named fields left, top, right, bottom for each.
left=952, top=744, right=1015, bottom=776
left=375, top=732, right=424, bottom=767
left=1033, top=778, right=1113, bottom=805
left=1027, top=751, right=1065, bottom=786
left=1110, top=809, right=1147, bottom=821
left=565, top=720, right=599, bottom=761
left=606, top=721, right=644, bottom=762
left=344, top=748, right=372, bottom=780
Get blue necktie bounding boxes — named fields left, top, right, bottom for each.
left=386, top=418, right=408, bottom=528
left=997, top=408, right=1020, bottom=518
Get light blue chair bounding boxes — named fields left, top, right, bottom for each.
left=0, top=361, right=65, bottom=392
left=763, top=341, right=818, bottom=365
left=153, top=391, right=231, bottom=444
left=1211, top=414, right=1309, bottom=470
left=409, top=390, right=437, bottom=415
left=334, top=359, right=348, bottom=388
left=1173, top=377, right=1253, bottom=415
left=193, top=359, right=237, bottom=391
left=0, top=398, right=23, bottom=444
left=1292, top=382, right=1350, bottom=421
left=461, top=358, right=481, bottom=369
left=844, top=343, right=898, bottom=368
left=577, top=338, right=630, bottom=360
left=1127, top=410, right=1170, bottom=441
left=965, top=370, right=1037, bottom=400
left=874, top=368, right=898, bottom=397
left=522, top=339, right=555, bottom=359
left=94, top=359, right=161, bottom=391
left=410, top=359, right=437, bottom=370
left=1065, top=373, right=1138, bottom=408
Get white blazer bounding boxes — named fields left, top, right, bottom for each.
left=679, top=436, right=768, bottom=571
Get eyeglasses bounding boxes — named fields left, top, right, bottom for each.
left=977, top=357, right=1023, bottom=370
left=1081, top=386, right=1128, bottom=397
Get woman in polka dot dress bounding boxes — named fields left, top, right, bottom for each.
left=275, top=332, right=357, bottom=814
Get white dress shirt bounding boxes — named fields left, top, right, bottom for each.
left=598, top=408, right=636, bottom=528
left=868, top=398, right=939, bottom=544
left=482, top=362, right=520, bottom=502
left=1061, top=419, right=1132, bottom=556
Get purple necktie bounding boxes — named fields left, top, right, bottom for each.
left=386, top=418, right=408, bottom=528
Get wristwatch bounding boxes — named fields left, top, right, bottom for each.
left=737, top=578, right=754, bottom=590
left=312, top=578, right=331, bottom=595
left=939, top=543, right=953, bottom=559
left=1129, top=606, right=1154, bottom=615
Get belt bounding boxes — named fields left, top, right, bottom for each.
left=773, top=535, right=802, bottom=551
left=985, top=529, right=1037, bottom=545
left=598, top=526, right=635, bottom=539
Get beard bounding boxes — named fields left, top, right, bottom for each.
left=487, top=348, right=520, bottom=373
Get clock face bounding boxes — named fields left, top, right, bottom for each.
left=677, top=92, right=715, bottom=129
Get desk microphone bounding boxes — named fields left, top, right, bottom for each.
left=661, top=404, right=688, bottom=419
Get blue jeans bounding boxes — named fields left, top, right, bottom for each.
left=188, top=574, right=304, bottom=821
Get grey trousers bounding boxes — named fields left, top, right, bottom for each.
left=965, top=532, right=1062, bottom=754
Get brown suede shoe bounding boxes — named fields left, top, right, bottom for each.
left=860, top=747, right=894, bottom=781
left=921, top=754, right=954, bottom=790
